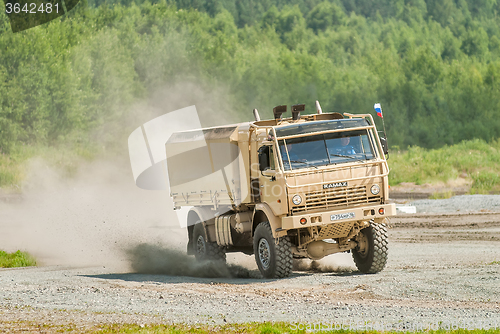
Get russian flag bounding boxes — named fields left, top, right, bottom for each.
left=374, top=103, right=383, bottom=118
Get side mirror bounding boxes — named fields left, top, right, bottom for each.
left=380, top=137, right=389, bottom=155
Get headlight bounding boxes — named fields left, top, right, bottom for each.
left=370, top=184, right=381, bottom=195
left=292, top=194, right=302, bottom=205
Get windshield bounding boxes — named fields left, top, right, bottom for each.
left=278, top=130, right=376, bottom=171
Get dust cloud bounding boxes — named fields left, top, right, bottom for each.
left=0, top=157, right=184, bottom=270
left=126, top=243, right=257, bottom=278
left=293, top=255, right=356, bottom=273
left=0, top=80, right=249, bottom=275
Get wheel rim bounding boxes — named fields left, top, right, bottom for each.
left=258, top=238, right=271, bottom=270
left=196, top=235, right=206, bottom=255
left=356, top=231, right=369, bottom=258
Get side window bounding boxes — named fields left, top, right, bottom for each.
left=258, top=145, right=273, bottom=171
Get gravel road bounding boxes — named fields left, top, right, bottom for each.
left=1, top=190, right=500, bottom=331
left=1, top=212, right=500, bottom=331
left=410, top=194, right=500, bottom=213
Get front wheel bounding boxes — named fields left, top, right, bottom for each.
left=193, top=223, right=226, bottom=262
left=253, top=222, right=293, bottom=278
left=352, top=222, right=388, bottom=273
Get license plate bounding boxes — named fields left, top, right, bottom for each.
left=330, top=212, right=355, bottom=221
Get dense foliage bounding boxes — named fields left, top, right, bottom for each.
left=1, top=0, right=500, bottom=154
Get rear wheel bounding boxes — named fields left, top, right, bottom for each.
left=253, top=222, right=293, bottom=278
left=193, top=223, right=226, bottom=262
left=352, top=222, right=388, bottom=273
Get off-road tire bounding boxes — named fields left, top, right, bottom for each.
left=253, top=222, right=293, bottom=278
left=193, top=223, right=226, bottom=262
left=352, top=222, right=388, bottom=274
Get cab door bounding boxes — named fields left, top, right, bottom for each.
left=258, top=144, right=287, bottom=216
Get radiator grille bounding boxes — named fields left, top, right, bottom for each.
left=291, top=185, right=381, bottom=214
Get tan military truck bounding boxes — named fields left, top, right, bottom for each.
left=166, top=102, right=395, bottom=278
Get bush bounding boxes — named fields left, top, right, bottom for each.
left=0, top=250, right=36, bottom=268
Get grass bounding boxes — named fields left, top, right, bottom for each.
left=389, top=138, right=500, bottom=193
left=95, top=324, right=500, bottom=334
left=0, top=250, right=36, bottom=268
left=0, top=322, right=497, bottom=333
left=429, top=191, right=455, bottom=199
left=2, top=322, right=499, bottom=333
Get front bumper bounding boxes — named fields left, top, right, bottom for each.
left=281, top=203, right=396, bottom=230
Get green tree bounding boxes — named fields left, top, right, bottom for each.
left=461, top=26, right=490, bottom=60
left=306, top=1, right=345, bottom=33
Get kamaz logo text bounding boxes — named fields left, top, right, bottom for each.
left=323, top=182, right=347, bottom=189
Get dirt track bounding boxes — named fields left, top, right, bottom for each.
left=1, top=212, right=499, bottom=331
left=391, top=212, right=500, bottom=242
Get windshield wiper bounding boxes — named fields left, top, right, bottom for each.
left=289, top=160, right=318, bottom=169
left=330, top=154, right=363, bottom=162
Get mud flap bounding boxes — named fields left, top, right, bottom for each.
left=187, top=225, right=195, bottom=255
left=187, top=239, right=194, bottom=255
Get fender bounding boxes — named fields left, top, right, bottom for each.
left=253, top=203, right=284, bottom=239
left=187, top=206, right=218, bottom=243
left=187, top=206, right=216, bottom=226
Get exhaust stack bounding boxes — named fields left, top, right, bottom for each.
left=253, top=108, right=261, bottom=121
left=315, top=100, right=323, bottom=114
left=292, top=104, right=305, bottom=120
